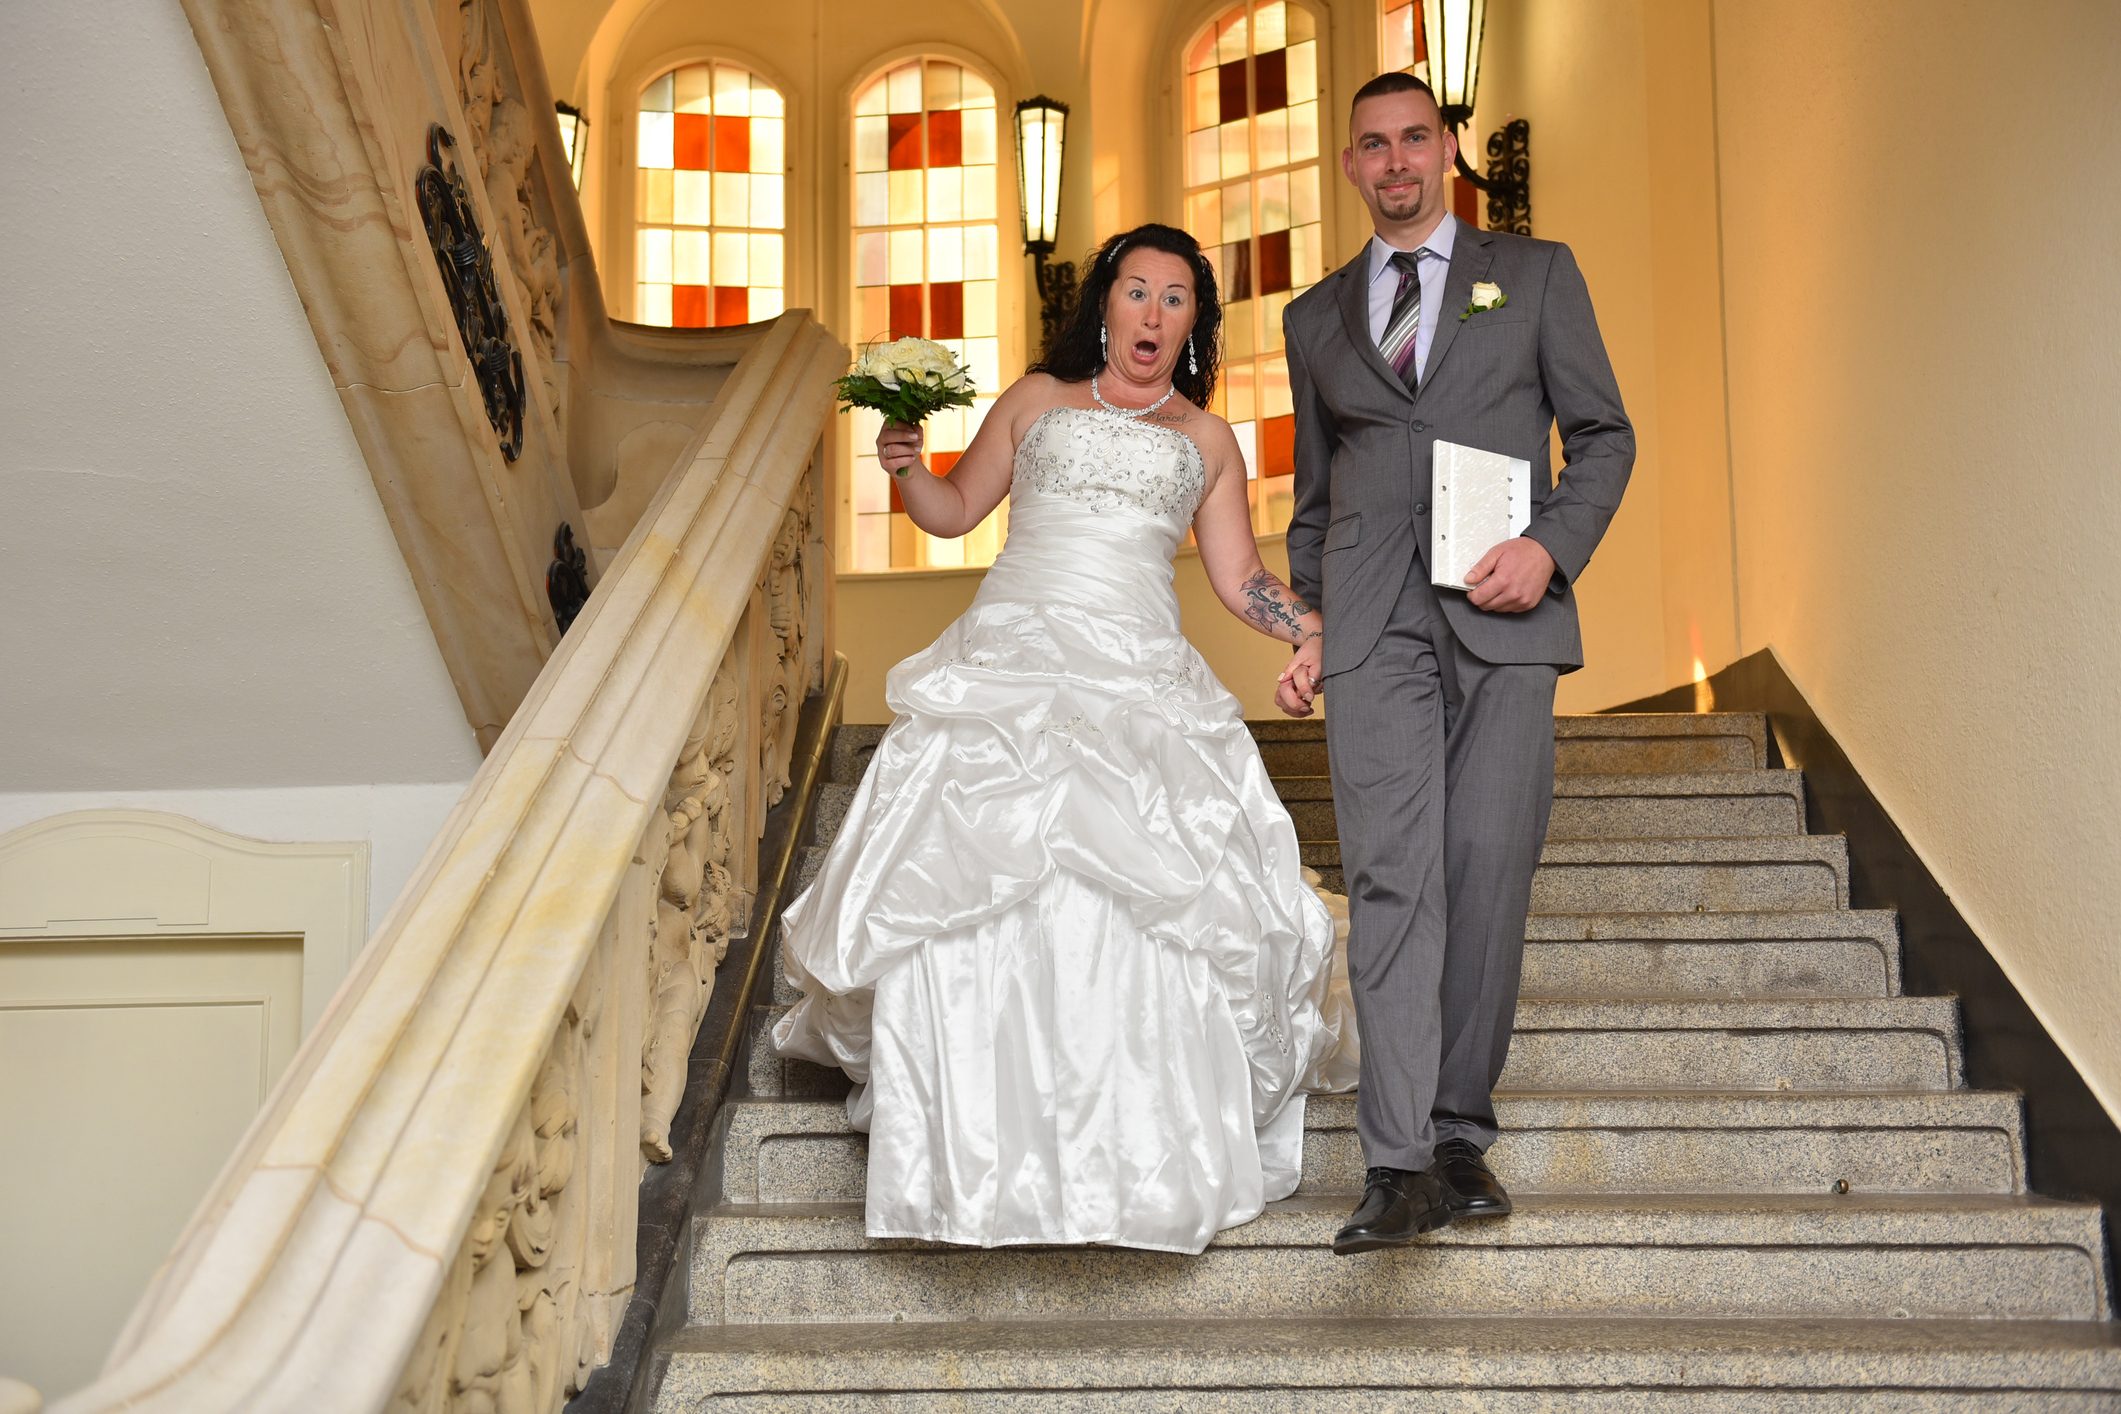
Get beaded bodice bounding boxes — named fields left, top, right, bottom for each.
left=1010, top=405, right=1208, bottom=526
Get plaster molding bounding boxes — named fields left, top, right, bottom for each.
left=0, top=810, right=368, bottom=1035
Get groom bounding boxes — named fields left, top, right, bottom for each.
left=1279, top=72, right=1633, bottom=1253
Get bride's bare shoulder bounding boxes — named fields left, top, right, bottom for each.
left=1152, top=402, right=1244, bottom=484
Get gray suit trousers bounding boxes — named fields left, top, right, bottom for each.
left=1325, top=558, right=1557, bottom=1171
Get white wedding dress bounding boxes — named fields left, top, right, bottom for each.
left=773, top=404, right=1358, bottom=1254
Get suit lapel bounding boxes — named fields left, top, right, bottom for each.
left=1334, top=248, right=1416, bottom=403
left=1416, top=226, right=1496, bottom=393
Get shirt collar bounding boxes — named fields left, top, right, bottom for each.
left=1367, top=213, right=1460, bottom=284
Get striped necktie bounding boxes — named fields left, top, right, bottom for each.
left=1378, top=248, right=1429, bottom=389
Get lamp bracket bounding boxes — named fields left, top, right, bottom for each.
left=1449, top=117, right=1531, bottom=236
left=1033, top=251, right=1078, bottom=361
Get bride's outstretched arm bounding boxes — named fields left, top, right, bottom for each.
left=876, top=375, right=1050, bottom=539
left=1192, top=423, right=1322, bottom=650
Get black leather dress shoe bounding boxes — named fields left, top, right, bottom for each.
left=1331, top=1166, right=1454, bottom=1254
left=1435, top=1137, right=1512, bottom=1218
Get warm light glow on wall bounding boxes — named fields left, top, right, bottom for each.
left=1422, top=0, right=1487, bottom=118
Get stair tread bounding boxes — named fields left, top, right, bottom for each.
left=657, top=1314, right=2121, bottom=1391
left=760, top=993, right=1953, bottom=1025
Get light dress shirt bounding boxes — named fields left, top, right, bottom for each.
left=1364, top=212, right=1460, bottom=384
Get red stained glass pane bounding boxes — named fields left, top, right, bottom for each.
left=888, top=113, right=924, bottom=170
left=674, top=113, right=710, bottom=170
left=889, top=283, right=923, bottom=338
left=928, top=281, right=964, bottom=338
left=1219, top=59, right=1249, bottom=123
left=1255, top=48, right=1288, bottom=113
left=888, top=477, right=904, bottom=514
left=671, top=285, right=709, bottom=326
left=1258, top=228, right=1292, bottom=296
left=713, top=115, right=750, bottom=172
left=713, top=286, right=749, bottom=325
left=928, top=451, right=962, bottom=474
left=1451, top=177, right=1480, bottom=226
left=1261, top=414, right=1296, bottom=476
left=927, top=109, right=962, bottom=167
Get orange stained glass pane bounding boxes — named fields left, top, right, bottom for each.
left=671, top=285, right=708, bottom=326
left=713, top=287, right=748, bottom=325
left=889, top=284, right=922, bottom=338
left=887, top=113, right=923, bottom=169
left=929, top=282, right=964, bottom=338
left=674, top=112, right=710, bottom=169
left=928, top=109, right=962, bottom=166
left=713, top=115, right=750, bottom=171
left=1261, top=413, right=1296, bottom=475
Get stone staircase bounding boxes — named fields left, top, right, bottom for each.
left=646, top=712, right=2121, bottom=1409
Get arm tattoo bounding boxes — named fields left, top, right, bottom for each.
left=1239, top=568, right=1319, bottom=644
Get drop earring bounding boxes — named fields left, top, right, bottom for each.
left=1099, top=323, right=1108, bottom=360
left=1187, top=336, right=1198, bottom=377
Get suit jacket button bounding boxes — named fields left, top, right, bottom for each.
left=1414, top=501, right=1429, bottom=515
left=1411, top=420, right=1429, bottom=433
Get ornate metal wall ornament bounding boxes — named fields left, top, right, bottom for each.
left=547, top=522, right=590, bottom=635
left=1035, top=257, right=1079, bottom=362
left=1483, top=118, right=1532, bottom=236
left=417, top=123, right=527, bottom=460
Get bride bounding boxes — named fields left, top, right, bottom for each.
left=773, top=221, right=1356, bottom=1254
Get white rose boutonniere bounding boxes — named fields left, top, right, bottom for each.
left=1461, top=281, right=1507, bottom=321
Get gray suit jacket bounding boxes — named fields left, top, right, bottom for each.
left=1283, top=226, right=1633, bottom=676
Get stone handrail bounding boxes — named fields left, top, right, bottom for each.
left=54, top=310, right=843, bottom=1413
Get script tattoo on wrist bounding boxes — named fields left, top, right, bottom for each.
left=1240, top=569, right=1314, bottom=642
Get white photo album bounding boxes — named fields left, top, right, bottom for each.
left=1430, top=439, right=1532, bottom=591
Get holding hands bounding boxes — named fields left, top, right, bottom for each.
left=1276, top=633, right=1324, bottom=718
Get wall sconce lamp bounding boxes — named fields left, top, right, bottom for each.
left=554, top=101, right=588, bottom=190
left=1014, top=95, right=1078, bottom=357
left=1421, top=0, right=1531, bottom=234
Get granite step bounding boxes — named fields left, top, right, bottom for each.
left=712, top=1090, right=2026, bottom=1205
left=685, top=1193, right=2110, bottom=1326
left=770, top=909, right=1906, bottom=1007
left=1253, top=713, right=1770, bottom=778
left=653, top=1315, right=2121, bottom=1411
left=740, top=995, right=1963, bottom=1099
left=1279, top=770, right=1808, bottom=840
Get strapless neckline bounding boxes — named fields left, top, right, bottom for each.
left=1022, top=403, right=1210, bottom=485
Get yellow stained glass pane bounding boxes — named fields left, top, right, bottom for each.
left=855, top=114, right=890, bottom=172
left=1202, top=244, right=1227, bottom=295
left=714, top=63, right=751, bottom=116
left=674, top=169, right=711, bottom=225
left=639, top=168, right=673, bottom=224
left=1291, top=221, right=1321, bottom=285
left=1217, top=11, right=1250, bottom=64
left=962, top=109, right=997, bottom=165
left=1259, top=172, right=1291, bottom=232
left=672, top=229, right=708, bottom=284
left=887, top=62, right=922, bottom=113
left=1256, top=2, right=1288, bottom=53
left=858, top=285, right=888, bottom=341
left=1188, top=188, right=1222, bottom=243
left=641, top=72, right=674, bottom=113
left=962, top=70, right=995, bottom=107
left=674, top=64, right=712, bottom=115
left=926, top=405, right=965, bottom=453
left=1292, top=164, right=1321, bottom=224
left=1383, top=4, right=1416, bottom=72
left=928, top=225, right=965, bottom=281
left=964, top=224, right=998, bottom=280
left=1259, top=481, right=1293, bottom=530
left=750, top=233, right=783, bottom=287
left=1261, top=354, right=1293, bottom=417
left=638, top=110, right=674, bottom=169
left=1225, top=358, right=1257, bottom=424
left=713, top=231, right=748, bottom=285
left=856, top=232, right=888, bottom=286
left=966, top=336, right=1001, bottom=391
left=888, top=228, right=924, bottom=282
left=1230, top=419, right=1258, bottom=478
left=1226, top=297, right=1257, bottom=358
left=1188, top=127, right=1220, bottom=187
left=1189, top=69, right=1220, bottom=132
left=1222, top=181, right=1253, bottom=242
left=1288, top=40, right=1319, bottom=103
left=926, top=533, right=966, bottom=569
left=855, top=76, right=888, bottom=117
left=1289, top=100, right=1319, bottom=163
left=751, top=117, right=785, bottom=174
left=751, top=78, right=785, bottom=118
left=888, top=169, right=924, bottom=224
left=927, top=167, right=964, bottom=223
left=752, top=174, right=784, bottom=228
left=856, top=171, right=889, bottom=226
left=712, top=171, right=748, bottom=225
left=962, top=165, right=996, bottom=221
left=964, top=280, right=997, bottom=337
left=924, top=61, right=961, bottom=111
left=1262, top=290, right=1291, bottom=350
left=1220, top=119, right=1250, bottom=179
left=854, top=515, right=889, bottom=569
left=853, top=459, right=891, bottom=513
left=637, top=283, right=672, bottom=324
left=1287, top=2, right=1315, bottom=42
left=1257, top=108, right=1290, bottom=170
left=638, top=228, right=673, bottom=283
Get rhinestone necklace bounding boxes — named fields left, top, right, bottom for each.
left=1091, top=371, right=1178, bottom=419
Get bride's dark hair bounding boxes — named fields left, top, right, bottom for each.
left=1027, top=222, right=1223, bottom=409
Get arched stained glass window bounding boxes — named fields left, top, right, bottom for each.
left=635, top=62, right=786, bottom=327
left=848, top=58, right=1008, bottom=571
left=1183, top=1, right=1324, bottom=536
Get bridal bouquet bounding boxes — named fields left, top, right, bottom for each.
left=835, top=336, right=977, bottom=426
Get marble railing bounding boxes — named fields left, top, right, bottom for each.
left=54, top=310, right=843, bottom=1413
left=180, top=0, right=762, bottom=749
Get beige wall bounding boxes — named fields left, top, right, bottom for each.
left=1708, top=0, right=2121, bottom=1119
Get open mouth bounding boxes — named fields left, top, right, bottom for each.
left=1131, top=338, right=1160, bottom=366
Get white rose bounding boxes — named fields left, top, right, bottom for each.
left=1469, top=281, right=1505, bottom=310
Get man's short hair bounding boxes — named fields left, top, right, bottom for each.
left=1349, top=71, right=1439, bottom=130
